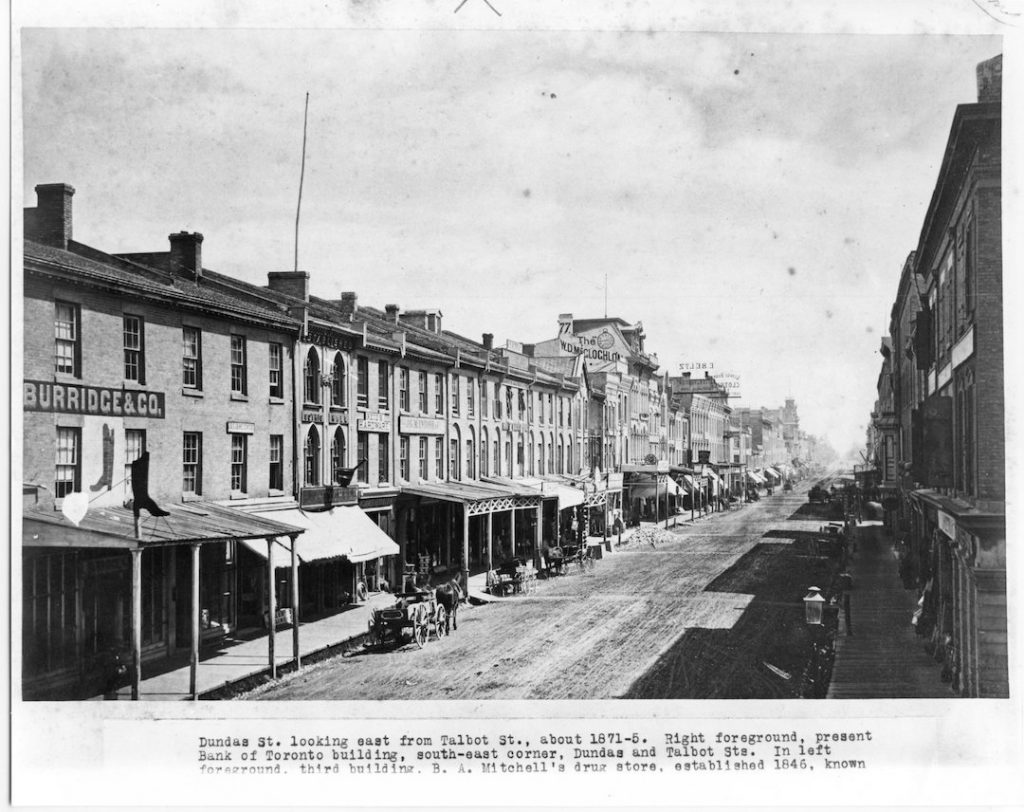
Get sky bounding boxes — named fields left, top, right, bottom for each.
left=18, top=19, right=1006, bottom=456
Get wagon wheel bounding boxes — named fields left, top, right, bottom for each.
left=412, top=606, right=428, bottom=648
left=434, top=605, right=448, bottom=639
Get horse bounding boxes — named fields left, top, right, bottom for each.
left=434, top=576, right=464, bottom=635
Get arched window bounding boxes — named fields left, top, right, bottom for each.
left=331, top=353, right=345, bottom=407
left=304, top=425, right=321, bottom=486
left=331, top=429, right=346, bottom=484
left=466, top=427, right=476, bottom=480
left=548, top=432, right=555, bottom=473
left=304, top=348, right=320, bottom=405
left=480, top=426, right=489, bottom=478
left=493, top=429, right=501, bottom=477
left=529, top=432, right=536, bottom=476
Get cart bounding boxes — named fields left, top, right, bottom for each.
left=368, top=591, right=448, bottom=649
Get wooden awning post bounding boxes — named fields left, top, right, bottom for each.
left=130, top=548, right=142, bottom=701
left=461, top=503, right=470, bottom=591
left=267, top=536, right=277, bottom=679
left=290, top=534, right=300, bottom=670
left=534, top=504, right=543, bottom=571
left=486, top=511, right=493, bottom=571
left=510, top=506, right=516, bottom=559
left=190, top=543, right=200, bottom=699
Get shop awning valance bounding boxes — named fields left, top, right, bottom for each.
left=239, top=537, right=295, bottom=569
left=260, top=507, right=398, bottom=564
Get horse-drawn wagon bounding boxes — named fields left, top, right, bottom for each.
left=367, top=577, right=463, bottom=650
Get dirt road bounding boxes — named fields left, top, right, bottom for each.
left=253, top=488, right=833, bottom=700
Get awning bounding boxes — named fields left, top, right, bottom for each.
left=703, top=469, right=722, bottom=484
left=261, top=507, right=399, bottom=564
left=239, top=537, right=294, bottom=570
left=746, top=471, right=765, bottom=484
left=552, top=485, right=585, bottom=510
left=21, top=500, right=305, bottom=550
left=765, top=467, right=782, bottom=480
left=403, top=480, right=518, bottom=504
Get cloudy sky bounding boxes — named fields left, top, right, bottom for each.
left=18, top=10, right=1006, bottom=455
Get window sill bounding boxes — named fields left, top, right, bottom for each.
left=229, top=492, right=248, bottom=500
left=182, top=388, right=204, bottom=398
left=230, top=393, right=249, bottom=402
left=268, top=489, right=285, bottom=497
left=269, top=396, right=285, bottom=405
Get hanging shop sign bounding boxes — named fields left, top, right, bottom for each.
left=937, top=510, right=956, bottom=540
left=24, top=380, right=165, bottom=418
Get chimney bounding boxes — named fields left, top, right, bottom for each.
left=267, top=271, right=309, bottom=301
left=27, top=183, right=75, bottom=248
left=169, top=231, right=204, bottom=281
left=384, top=304, right=400, bottom=324
left=482, top=332, right=494, bottom=350
left=339, top=291, right=358, bottom=321
left=976, top=54, right=1002, bottom=103
left=683, top=371, right=691, bottom=379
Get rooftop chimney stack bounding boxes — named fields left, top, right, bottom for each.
left=384, top=304, right=400, bottom=324
left=482, top=332, right=494, bottom=350
left=28, top=183, right=75, bottom=248
left=267, top=271, right=310, bottom=301
left=339, top=291, right=358, bottom=321
left=976, top=54, right=1002, bottom=103
left=169, top=231, right=204, bottom=281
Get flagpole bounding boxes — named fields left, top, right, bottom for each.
left=295, top=92, right=310, bottom=272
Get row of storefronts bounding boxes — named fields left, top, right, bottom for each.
left=20, top=179, right=807, bottom=700
left=866, top=55, right=1006, bottom=697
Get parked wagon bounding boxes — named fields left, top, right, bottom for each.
left=368, top=590, right=448, bottom=649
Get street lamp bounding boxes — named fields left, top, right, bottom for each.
left=803, top=586, right=825, bottom=625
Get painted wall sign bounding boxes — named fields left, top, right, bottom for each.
left=23, top=380, right=165, bottom=418
left=357, top=413, right=391, bottom=432
left=227, top=421, right=255, bottom=435
left=399, top=415, right=445, bottom=435
left=300, top=485, right=359, bottom=509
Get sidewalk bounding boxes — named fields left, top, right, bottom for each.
left=101, top=592, right=396, bottom=700
left=827, top=521, right=951, bottom=699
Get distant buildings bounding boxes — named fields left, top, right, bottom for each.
left=868, top=54, right=1006, bottom=697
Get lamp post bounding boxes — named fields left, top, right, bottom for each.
left=803, top=586, right=825, bottom=625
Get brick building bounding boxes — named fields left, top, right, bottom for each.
left=21, top=183, right=306, bottom=699
left=880, top=55, right=1006, bottom=696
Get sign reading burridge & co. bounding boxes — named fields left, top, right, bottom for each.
left=24, top=380, right=166, bottom=418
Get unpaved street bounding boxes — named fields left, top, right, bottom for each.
left=254, top=488, right=832, bottom=700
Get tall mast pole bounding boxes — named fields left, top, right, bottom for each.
left=295, top=92, right=310, bottom=272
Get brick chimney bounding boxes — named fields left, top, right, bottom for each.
left=339, top=291, right=358, bottom=321
left=26, top=183, right=75, bottom=248
left=169, top=231, right=203, bottom=281
left=384, top=304, right=400, bottom=324
left=482, top=333, right=494, bottom=350
left=976, top=54, right=1002, bottom=103
left=267, top=271, right=309, bottom=301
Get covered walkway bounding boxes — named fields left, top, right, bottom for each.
left=827, top=521, right=952, bottom=698
left=99, top=592, right=396, bottom=700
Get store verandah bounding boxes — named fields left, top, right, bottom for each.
left=21, top=500, right=304, bottom=701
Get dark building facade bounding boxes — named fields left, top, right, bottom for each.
left=878, top=55, right=1006, bottom=697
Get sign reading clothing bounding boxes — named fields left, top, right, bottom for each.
left=24, top=380, right=165, bottom=418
